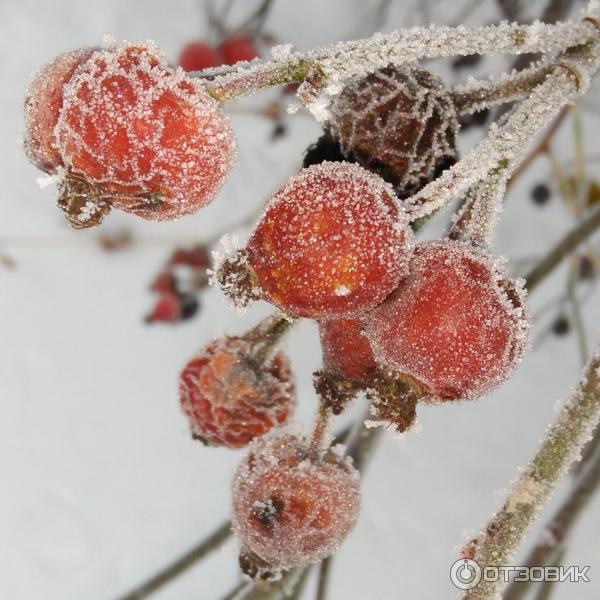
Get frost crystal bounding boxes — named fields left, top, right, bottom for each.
left=54, top=41, right=236, bottom=221
left=365, top=240, right=530, bottom=401
left=246, top=161, right=415, bottom=320
left=231, top=429, right=360, bottom=573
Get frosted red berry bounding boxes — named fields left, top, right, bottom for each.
left=179, top=337, right=295, bottom=448
left=178, top=41, right=223, bottom=72
left=232, top=431, right=360, bottom=575
left=24, top=47, right=96, bottom=173
left=365, top=240, right=530, bottom=401
left=219, top=36, right=258, bottom=65
left=320, top=318, right=376, bottom=382
left=245, top=162, right=414, bottom=319
left=54, top=42, right=236, bottom=222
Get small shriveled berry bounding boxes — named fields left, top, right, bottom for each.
left=179, top=336, right=295, bottom=448
left=326, top=65, right=458, bottom=198
left=24, top=47, right=97, bottom=173
left=365, top=240, right=530, bottom=401
left=319, top=318, right=376, bottom=382
left=178, top=41, right=222, bottom=71
left=53, top=42, right=236, bottom=223
left=219, top=36, right=258, bottom=65
left=240, top=162, right=414, bottom=319
left=232, top=431, right=360, bottom=576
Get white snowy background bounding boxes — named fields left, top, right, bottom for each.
left=1, top=0, right=599, bottom=599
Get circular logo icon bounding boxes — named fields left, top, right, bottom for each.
left=450, top=558, right=482, bottom=590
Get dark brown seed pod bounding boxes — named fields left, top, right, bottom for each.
left=323, top=65, right=459, bottom=199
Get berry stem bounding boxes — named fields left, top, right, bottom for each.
left=461, top=345, right=600, bottom=600
left=245, top=314, right=295, bottom=366
left=309, top=401, right=334, bottom=459
left=449, top=60, right=555, bottom=116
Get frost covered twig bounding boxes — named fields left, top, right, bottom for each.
left=404, top=39, right=600, bottom=220
left=200, top=14, right=600, bottom=104
left=449, top=60, right=556, bottom=115
left=503, top=445, right=600, bottom=599
left=461, top=345, right=600, bottom=600
left=448, top=159, right=511, bottom=246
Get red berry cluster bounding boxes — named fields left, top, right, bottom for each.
left=217, top=159, right=529, bottom=428
left=24, top=42, right=236, bottom=227
left=178, top=35, right=259, bottom=72
left=232, top=431, right=360, bottom=578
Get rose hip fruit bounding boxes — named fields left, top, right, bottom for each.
left=24, top=47, right=96, bottom=173
left=232, top=431, right=360, bottom=575
left=326, top=65, right=458, bottom=198
left=219, top=36, right=258, bottom=65
left=320, top=318, right=376, bottom=382
left=178, top=41, right=223, bottom=72
left=55, top=42, right=236, bottom=222
left=365, top=240, right=530, bottom=401
left=179, top=337, right=295, bottom=448
left=245, top=161, right=414, bottom=319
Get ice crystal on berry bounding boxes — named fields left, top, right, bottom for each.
left=365, top=240, right=530, bottom=401
left=54, top=41, right=236, bottom=221
left=24, top=47, right=96, bottom=173
left=245, top=161, right=414, bottom=319
left=179, top=336, right=295, bottom=449
left=326, top=65, right=458, bottom=198
left=232, top=430, right=360, bottom=575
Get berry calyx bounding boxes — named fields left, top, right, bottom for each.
left=365, top=240, right=530, bottom=401
left=325, top=65, right=459, bottom=198
left=178, top=41, right=223, bottom=71
left=240, top=162, right=414, bottom=319
left=218, top=36, right=259, bottom=65
left=24, top=47, right=96, bottom=173
left=179, top=318, right=295, bottom=448
left=33, top=42, right=236, bottom=226
left=232, top=431, right=360, bottom=577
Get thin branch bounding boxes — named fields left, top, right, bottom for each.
left=462, top=346, right=600, bottom=600
left=315, top=556, right=333, bottom=600
left=196, top=15, right=600, bottom=102
left=113, top=520, right=232, bottom=600
left=525, top=205, right=600, bottom=291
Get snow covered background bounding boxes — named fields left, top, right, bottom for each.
left=1, top=0, right=600, bottom=599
